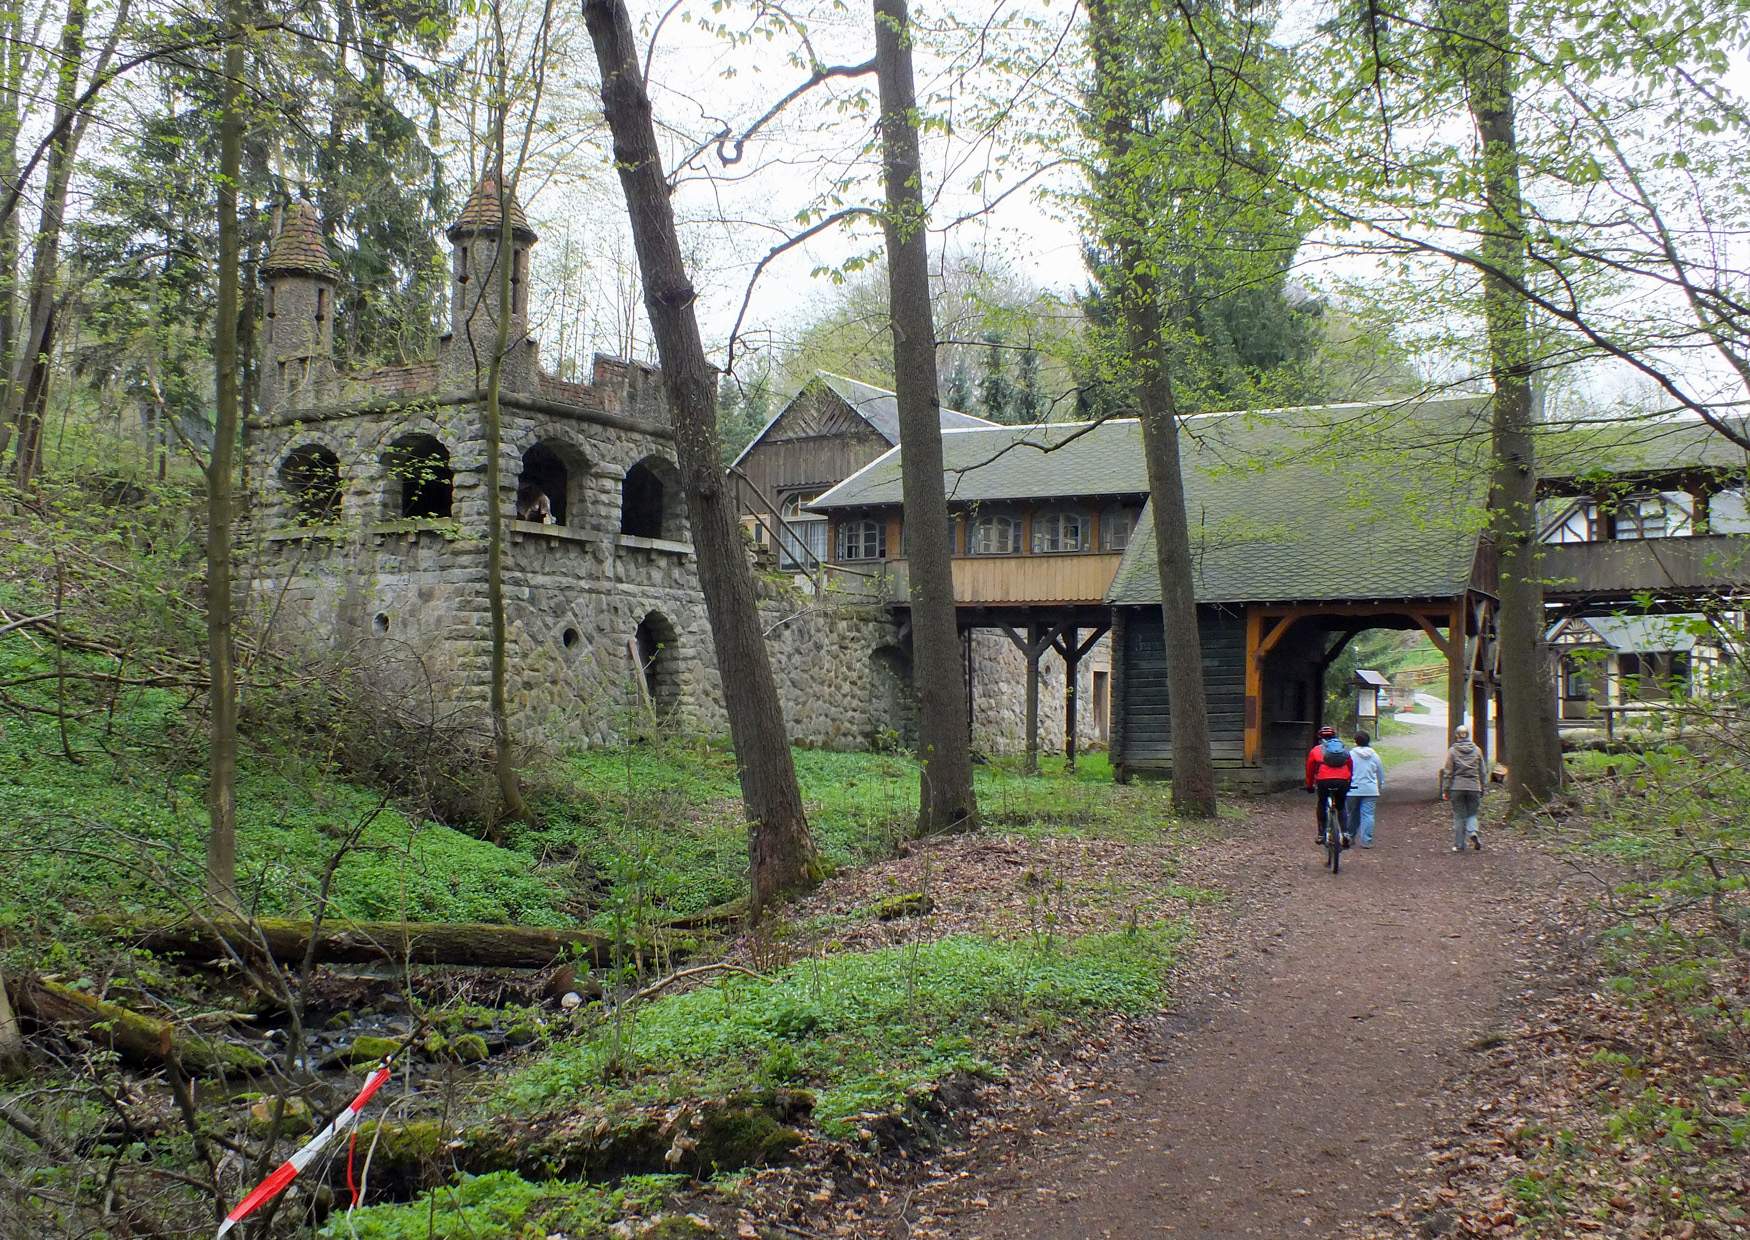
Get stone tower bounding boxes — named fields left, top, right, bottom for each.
left=260, top=199, right=340, bottom=413
left=443, top=175, right=538, bottom=389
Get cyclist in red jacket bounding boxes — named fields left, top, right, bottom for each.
left=1305, top=725, right=1354, bottom=847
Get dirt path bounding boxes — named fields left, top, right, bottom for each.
left=932, top=730, right=1550, bottom=1239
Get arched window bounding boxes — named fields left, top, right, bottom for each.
left=280, top=444, right=341, bottom=525
left=1032, top=508, right=1089, bottom=554
left=518, top=441, right=580, bottom=525
left=969, top=512, right=1022, bottom=556
left=778, top=492, right=828, bottom=568
left=621, top=456, right=678, bottom=539
left=383, top=433, right=454, bottom=520
left=633, top=610, right=680, bottom=716
left=836, top=517, right=887, bottom=562
left=1101, top=507, right=1138, bottom=552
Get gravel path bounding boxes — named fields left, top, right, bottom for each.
left=936, top=726, right=1548, bottom=1239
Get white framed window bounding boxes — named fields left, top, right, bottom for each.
left=1101, top=507, right=1138, bottom=552
left=837, top=517, right=887, bottom=562
left=970, top=513, right=1022, bottom=556
left=1032, top=508, right=1089, bottom=554
left=1614, top=494, right=1671, bottom=540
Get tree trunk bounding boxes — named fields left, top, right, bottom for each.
left=1, top=0, right=86, bottom=482
left=0, top=12, right=23, bottom=422
left=13, top=976, right=267, bottom=1075
left=88, top=915, right=644, bottom=969
left=205, top=19, right=244, bottom=911
left=1086, top=0, right=1219, bottom=818
left=485, top=110, right=529, bottom=829
left=872, top=0, right=977, bottom=833
left=1449, top=0, right=1562, bottom=810
left=583, top=0, right=819, bottom=915
left=0, top=979, right=24, bottom=1075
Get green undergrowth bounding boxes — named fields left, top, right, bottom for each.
left=325, top=1169, right=686, bottom=1240
left=530, top=746, right=1181, bottom=924
left=0, top=637, right=570, bottom=936
left=502, top=922, right=1189, bottom=1136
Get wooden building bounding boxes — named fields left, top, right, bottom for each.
left=1103, top=396, right=1503, bottom=790
left=731, top=373, right=991, bottom=573
left=812, top=419, right=1152, bottom=767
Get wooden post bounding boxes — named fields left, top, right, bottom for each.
left=1243, top=607, right=1263, bottom=767
left=1112, top=609, right=1130, bottom=782
left=1024, top=621, right=1042, bottom=774
left=1447, top=601, right=1467, bottom=745
left=1062, top=625, right=1080, bottom=772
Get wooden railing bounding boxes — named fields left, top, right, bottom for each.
left=878, top=552, right=1125, bottom=606
left=1541, top=534, right=1749, bottom=600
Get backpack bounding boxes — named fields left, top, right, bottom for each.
left=1321, top=737, right=1350, bottom=766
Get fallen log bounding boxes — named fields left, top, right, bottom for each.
left=12, top=976, right=267, bottom=1075
left=89, top=916, right=636, bottom=970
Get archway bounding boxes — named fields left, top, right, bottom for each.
left=621, top=456, right=681, bottom=540
left=633, top=610, right=680, bottom=717
left=383, top=433, right=454, bottom=519
left=868, top=643, right=919, bottom=750
left=518, top=441, right=580, bottom=525
left=280, top=443, right=341, bottom=524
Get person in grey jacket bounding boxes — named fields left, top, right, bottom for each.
left=1346, top=732, right=1384, bottom=847
left=1439, top=725, right=1486, bottom=851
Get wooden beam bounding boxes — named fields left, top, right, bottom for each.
left=1257, top=612, right=1300, bottom=659
left=1447, top=598, right=1466, bottom=745
left=1244, top=606, right=1264, bottom=767
left=1411, top=610, right=1453, bottom=659
left=1024, top=621, right=1042, bottom=775
left=1063, top=625, right=1080, bottom=773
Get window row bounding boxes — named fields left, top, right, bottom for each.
left=835, top=507, right=1139, bottom=563
left=277, top=436, right=681, bottom=540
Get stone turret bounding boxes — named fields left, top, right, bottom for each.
left=444, top=176, right=538, bottom=389
left=261, top=200, right=340, bottom=413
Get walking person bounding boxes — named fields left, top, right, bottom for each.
left=1440, top=724, right=1486, bottom=852
left=1305, top=725, right=1353, bottom=848
left=1346, top=731, right=1383, bottom=847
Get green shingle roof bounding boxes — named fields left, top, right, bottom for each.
left=811, top=418, right=1152, bottom=509
left=1109, top=395, right=1496, bottom=604
left=1537, top=415, right=1749, bottom=483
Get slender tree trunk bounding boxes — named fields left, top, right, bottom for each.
left=205, top=20, right=244, bottom=912
left=872, top=0, right=977, bottom=834
left=1449, top=0, right=1562, bottom=809
left=0, top=979, right=24, bottom=1075
left=0, top=16, right=23, bottom=419
left=486, top=105, right=528, bottom=828
left=1, top=0, right=85, bottom=482
left=1087, top=0, right=1218, bottom=818
left=584, top=0, right=819, bottom=915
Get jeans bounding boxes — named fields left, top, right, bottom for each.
left=1346, top=795, right=1377, bottom=846
left=1450, top=789, right=1482, bottom=848
left=1315, top=780, right=1350, bottom=840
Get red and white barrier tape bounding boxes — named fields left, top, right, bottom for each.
left=216, top=1060, right=394, bottom=1238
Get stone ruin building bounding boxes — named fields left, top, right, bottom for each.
left=244, top=182, right=913, bottom=752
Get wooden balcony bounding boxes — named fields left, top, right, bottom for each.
left=879, top=552, right=1125, bottom=606
left=1541, top=534, right=1750, bottom=602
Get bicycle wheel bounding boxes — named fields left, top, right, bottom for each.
left=1326, top=806, right=1341, bottom=874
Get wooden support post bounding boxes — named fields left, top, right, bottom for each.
left=1447, top=601, right=1467, bottom=745
left=1024, top=621, right=1042, bottom=774
left=1244, top=607, right=1263, bottom=767
left=1062, top=625, right=1080, bottom=772
left=1470, top=599, right=1490, bottom=762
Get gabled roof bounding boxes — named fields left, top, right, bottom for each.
left=263, top=201, right=340, bottom=280
left=1103, top=394, right=1495, bottom=605
left=1550, top=614, right=1703, bottom=653
left=732, top=372, right=994, bottom=469
left=812, top=418, right=1150, bottom=509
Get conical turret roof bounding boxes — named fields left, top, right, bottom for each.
left=447, top=175, right=537, bottom=242
left=262, top=200, right=340, bottom=280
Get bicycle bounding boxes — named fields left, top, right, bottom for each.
left=1322, top=796, right=1345, bottom=875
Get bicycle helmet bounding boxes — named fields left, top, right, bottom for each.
left=1317, top=725, right=1337, bottom=738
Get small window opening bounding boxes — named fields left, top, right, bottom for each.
left=518, top=442, right=570, bottom=525
left=372, top=612, right=390, bottom=635
left=384, top=433, right=454, bottom=520
left=562, top=627, right=580, bottom=649
left=315, top=286, right=328, bottom=322
left=456, top=244, right=469, bottom=284
left=633, top=611, right=679, bottom=716
left=279, top=443, right=342, bottom=525
left=513, top=246, right=528, bottom=317
left=621, top=458, right=669, bottom=539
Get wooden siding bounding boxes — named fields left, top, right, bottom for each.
left=1114, top=607, right=1248, bottom=770
left=737, top=427, right=891, bottom=507
left=881, top=553, right=1125, bottom=605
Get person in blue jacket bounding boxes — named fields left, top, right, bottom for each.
left=1345, top=731, right=1384, bottom=848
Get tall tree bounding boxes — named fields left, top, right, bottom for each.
left=205, top=9, right=244, bottom=911
left=584, top=0, right=820, bottom=913
left=979, top=331, right=1010, bottom=422
left=873, top=0, right=978, bottom=833
left=1439, top=0, right=1562, bottom=806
